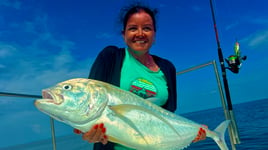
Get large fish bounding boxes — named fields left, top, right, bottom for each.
left=35, top=78, right=230, bottom=150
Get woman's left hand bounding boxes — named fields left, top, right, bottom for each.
left=73, top=123, right=108, bottom=145
left=192, top=125, right=207, bottom=143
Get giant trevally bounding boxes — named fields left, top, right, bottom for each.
left=34, top=78, right=230, bottom=150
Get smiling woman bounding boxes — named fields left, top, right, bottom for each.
left=73, top=2, right=180, bottom=150
left=122, top=10, right=158, bottom=71
left=72, top=1, right=205, bottom=150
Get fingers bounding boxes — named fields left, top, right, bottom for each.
left=202, top=124, right=208, bottom=129
left=82, top=124, right=101, bottom=142
left=100, top=135, right=108, bottom=145
left=192, top=127, right=207, bottom=143
left=73, top=128, right=83, bottom=134
left=199, top=128, right=206, bottom=140
left=82, top=123, right=108, bottom=145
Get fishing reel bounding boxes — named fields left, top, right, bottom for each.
left=225, top=55, right=247, bottom=74
left=225, top=41, right=247, bottom=74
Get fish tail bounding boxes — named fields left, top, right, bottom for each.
left=212, top=120, right=230, bottom=150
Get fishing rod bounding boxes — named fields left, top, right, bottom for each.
left=0, top=92, right=42, bottom=98
left=209, top=0, right=241, bottom=147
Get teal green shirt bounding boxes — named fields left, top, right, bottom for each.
left=115, top=48, right=168, bottom=150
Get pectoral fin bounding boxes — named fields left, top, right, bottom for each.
left=109, top=105, right=149, bottom=145
left=109, top=104, right=181, bottom=138
left=108, top=135, right=134, bottom=148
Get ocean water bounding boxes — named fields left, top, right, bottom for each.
left=184, top=98, right=268, bottom=150
left=1, top=99, right=267, bottom=150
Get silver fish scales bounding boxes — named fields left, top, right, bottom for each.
left=35, top=78, right=230, bottom=150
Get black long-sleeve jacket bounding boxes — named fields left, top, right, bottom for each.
left=88, top=46, right=177, bottom=150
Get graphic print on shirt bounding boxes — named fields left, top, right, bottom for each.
left=129, top=78, right=157, bottom=99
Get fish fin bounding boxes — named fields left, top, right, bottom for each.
left=145, top=97, right=159, bottom=103
left=109, top=105, right=149, bottom=145
left=107, top=135, right=120, bottom=143
left=108, top=135, right=135, bottom=149
left=109, top=104, right=181, bottom=138
left=145, top=97, right=165, bottom=106
left=212, top=120, right=230, bottom=150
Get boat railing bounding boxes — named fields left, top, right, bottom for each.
left=177, top=60, right=240, bottom=150
left=0, top=92, right=57, bottom=150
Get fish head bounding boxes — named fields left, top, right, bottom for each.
left=34, top=78, right=108, bottom=126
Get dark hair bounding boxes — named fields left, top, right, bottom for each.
left=119, top=2, right=158, bottom=32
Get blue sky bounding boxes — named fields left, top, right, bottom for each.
left=0, top=0, right=268, bottom=147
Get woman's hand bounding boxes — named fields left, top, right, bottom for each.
left=192, top=125, right=207, bottom=143
left=73, top=123, right=108, bottom=145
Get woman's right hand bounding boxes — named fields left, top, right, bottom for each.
left=73, top=123, right=108, bottom=145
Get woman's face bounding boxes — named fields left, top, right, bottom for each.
left=122, top=10, right=155, bottom=55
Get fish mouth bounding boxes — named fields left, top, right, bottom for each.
left=42, top=90, right=64, bottom=105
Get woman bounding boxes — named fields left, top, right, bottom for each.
left=74, top=2, right=205, bottom=150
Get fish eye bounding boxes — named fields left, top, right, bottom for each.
left=62, top=84, right=72, bottom=90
